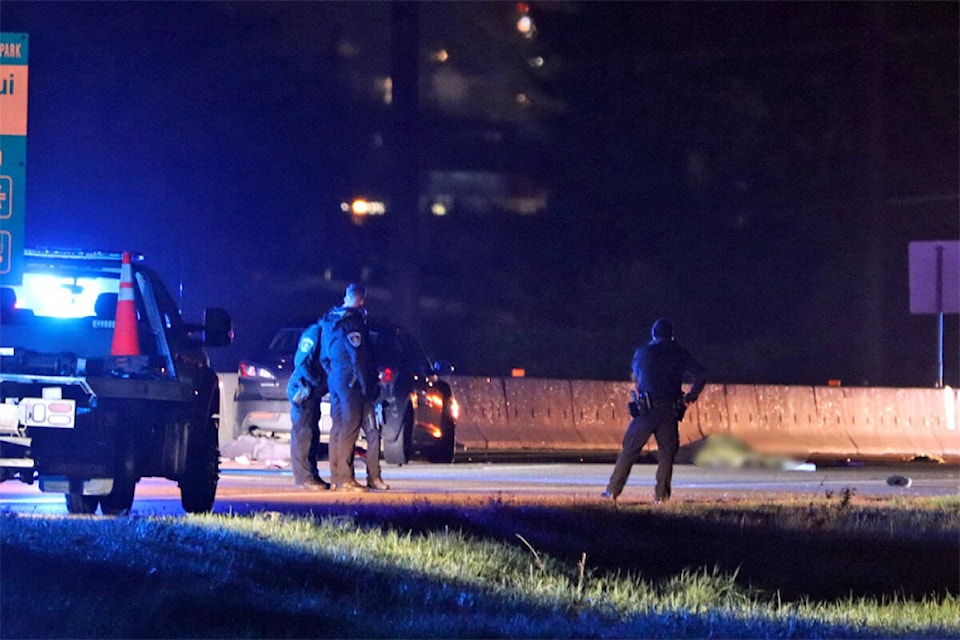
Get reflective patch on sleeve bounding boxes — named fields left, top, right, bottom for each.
left=347, top=332, right=362, bottom=348
left=299, top=337, right=315, bottom=353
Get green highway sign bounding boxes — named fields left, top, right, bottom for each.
left=0, top=32, right=29, bottom=285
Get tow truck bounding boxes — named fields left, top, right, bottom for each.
left=0, top=249, right=232, bottom=514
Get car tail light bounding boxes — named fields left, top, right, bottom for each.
left=424, top=391, right=444, bottom=410
left=379, top=367, right=394, bottom=383
left=248, top=411, right=281, bottom=420
left=238, top=362, right=276, bottom=380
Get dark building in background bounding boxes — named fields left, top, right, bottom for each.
left=316, top=1, right=958, bottom=387
left=4, top=1, right=957, bottom=386
left=280, top=2, right=570, bottom=373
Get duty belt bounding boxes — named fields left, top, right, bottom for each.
left=644, top=393, right=679, bottom=406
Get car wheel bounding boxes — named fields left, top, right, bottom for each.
left=179, top=391, right=220, bottom=514
left=383, top=404, right=414, bottom=466
left=65, top=492, right=99, bottom=515
left=428, top=419, right=455, bottom=464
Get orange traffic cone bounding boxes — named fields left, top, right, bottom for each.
left=111, top=251, right=141, bottom=356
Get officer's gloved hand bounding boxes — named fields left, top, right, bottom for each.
left=683, top=392, right=699, bottom=404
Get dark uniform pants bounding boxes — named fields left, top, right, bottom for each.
left=606, top=403, right=680, bottom=501
left=290, top=395, right=322, bottom=484
left=328, top=374, right=364, bottom=485
left=358, top=400, right=382, bottom=481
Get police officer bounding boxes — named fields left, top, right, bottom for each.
left=287, top=321, right=330, bottom=490
left=319, top=283, right=381, bottom=492
left=604, top=318, right=706, bottom=503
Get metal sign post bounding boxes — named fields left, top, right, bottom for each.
left=909, top=241, right=960, bottom=388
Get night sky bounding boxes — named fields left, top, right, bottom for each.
left=1, top=1, right=957, bottom=387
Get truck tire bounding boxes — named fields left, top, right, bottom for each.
left=179, top=390, right=220, bottom=514
left=99, top=476, right=136, bottom=516
left=65, top=492, right=99, bottom=515
left=100, top=443, right=138, bottom=515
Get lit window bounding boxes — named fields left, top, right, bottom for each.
left=374, top=76, right=393, bottom=105
left=343, top=198, right=386, bottom=219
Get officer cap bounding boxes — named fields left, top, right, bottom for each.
left=651, top=317, right=674, bottom=341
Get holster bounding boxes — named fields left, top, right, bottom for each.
left=291, top=378, right=312, bottom=406
left=628, top=390, right=652, bottom=418
left=675, top=398, right=688, bottom=421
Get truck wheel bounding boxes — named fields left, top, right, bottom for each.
left=100, top=476, right=136, bottom=516
left=180, top=430, right=218, bottom=513
left=179, top=391, right=220, bottom=514
left=101, top=446, right=137, bottom=515
left=65, top=492, right=99, bottom=515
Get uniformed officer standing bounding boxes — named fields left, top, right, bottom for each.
left=604, top=318, right=706, bottom=503
left=287, top=321, right=330, bottom=490
left=319, top=283, right=379, bottom=492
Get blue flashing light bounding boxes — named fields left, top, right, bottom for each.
left=15, top=273, right=117, bottom=319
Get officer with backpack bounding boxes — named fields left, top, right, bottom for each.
left=320, top=283, right=385, bottom=492
left=287, top=321, right=330, bottom=490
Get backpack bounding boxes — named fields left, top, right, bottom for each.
left=287, top=324, right=328, bottom=404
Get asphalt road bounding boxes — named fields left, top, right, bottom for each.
left=1, top=459, right=956, bottom=517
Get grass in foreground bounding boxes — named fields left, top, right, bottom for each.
left=1, top=499, right=958, bottom=639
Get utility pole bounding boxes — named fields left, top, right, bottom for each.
left=862, top=2, right=887, bottom=384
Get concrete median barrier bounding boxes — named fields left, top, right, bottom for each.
left=814, top=387, right=935, bottom=460
left=220, top=373, right=959, bottom=462
left=502, top=377, right=585, bottom=450
left=751, top=385, right=820, bottom=458
left=446, top=376, right=503, bottom=452
left=898, top=386, right=959, bottom=461
left=688, top=384, right=728, bottom=440
left=570, top=380, right=632, bottom=450
left=723, top=384, right=762, bottom=447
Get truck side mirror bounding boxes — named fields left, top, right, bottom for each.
left=203, top=308, right=233, bottom=347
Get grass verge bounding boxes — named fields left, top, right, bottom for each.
left=1, top=495, right=958, bottom=638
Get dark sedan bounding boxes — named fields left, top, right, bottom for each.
left=233, top=320, right=458, bottom=464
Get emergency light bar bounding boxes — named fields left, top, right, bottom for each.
left=24, top=248, right=145, bottom=262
